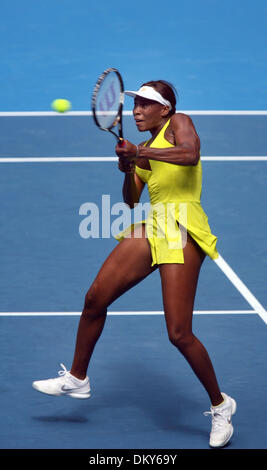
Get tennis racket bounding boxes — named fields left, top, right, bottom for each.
left=91, top=67, right=125, bottom=144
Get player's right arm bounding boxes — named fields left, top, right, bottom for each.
left=117, top=140, right=150, bottom=208
left=119, top=160, right=145, bottom=208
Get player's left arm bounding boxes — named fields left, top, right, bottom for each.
left=115, top=114, right=200, bottom=166
left=138, top=113, right=200, bottom=165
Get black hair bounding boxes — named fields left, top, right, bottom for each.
left=141, top=80, right=178, bottom=115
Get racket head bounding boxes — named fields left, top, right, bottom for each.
left=91, top=67, right=124, bottom=142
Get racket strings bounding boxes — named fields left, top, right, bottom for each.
left=92, top=67, right=124, bottom=141
left=94, top=72, right=121, bottom=129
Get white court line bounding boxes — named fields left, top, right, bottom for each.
left=214, top=254, right=267, bottom=325
left=201, top=156, right=267, bottom=161
left=0, top=156, right=267, bottom=163
left=0, top=310, right=256, bottom=317
left=0, top=157, right=118, bottom=163
left=0, top=110, right=267, bottom=116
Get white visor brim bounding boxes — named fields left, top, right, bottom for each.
left=125, top=86, right=172, bottom=110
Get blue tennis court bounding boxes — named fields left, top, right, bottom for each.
left=0, top=0, right=266, bottom=455
left=0, top=113, right=266, bottom=451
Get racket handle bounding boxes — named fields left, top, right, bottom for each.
left=119, top=138, right=125, bottom=147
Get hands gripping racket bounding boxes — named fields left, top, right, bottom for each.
left=92, top=67, right=125, bottom=145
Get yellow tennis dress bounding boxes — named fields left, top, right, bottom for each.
left=116, top=119, right=218, bottom=266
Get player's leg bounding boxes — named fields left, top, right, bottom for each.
left=159, top=235, right=223, bottom=406
left=33, top=225, right=157, bottom=397
left=159, top=235, right=237, bottom=448
left=70, top=224, right=157, bottom=379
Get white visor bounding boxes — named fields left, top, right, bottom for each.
left=125, top=86, right=172, bottom=110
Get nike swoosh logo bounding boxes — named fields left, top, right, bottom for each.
left=61, top=385, right=83, bottom=392
left=61, top=383, right=89, bottom=392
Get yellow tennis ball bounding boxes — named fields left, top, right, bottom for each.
left=52, top=99, right=71, bottom=113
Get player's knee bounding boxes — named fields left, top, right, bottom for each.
left=83, top=282, right=106, bottom=318
left=168, top=327, right=194, bottom=353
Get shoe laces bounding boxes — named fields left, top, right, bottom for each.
left=204, top=407, right=230, bottom=431
left=58, top=363, right=68, bottom=377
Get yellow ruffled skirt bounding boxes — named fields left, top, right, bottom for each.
left=115, top=201, right=218, bottom=266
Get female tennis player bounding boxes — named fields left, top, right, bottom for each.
left=33, top=80, right=236, bottom=448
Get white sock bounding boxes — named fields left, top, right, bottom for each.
left=69, top=373, right=86, bottom=384
left=212, top=394, right=226, bottom=409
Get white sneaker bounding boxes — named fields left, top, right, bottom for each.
left=32, top=364, right=91, bottom=399
left=204, top=392, right=237, bottom=448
